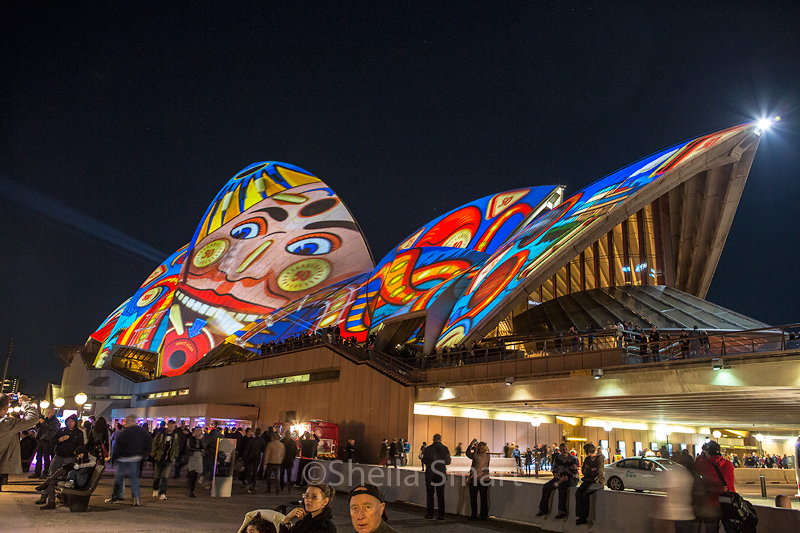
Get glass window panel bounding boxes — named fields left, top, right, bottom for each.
left=555, top=267, right=568, bottom=297
left=570, top=258, right=581, bottom=293
left=584, top=247, right=596, bottom=290
left=612, top=225, right=627, bottom=285
left=541, top=278, right=554, bottom=303
left=628, top=215, right=642, bottom=285
left=597, top=237, right=611, bottom=288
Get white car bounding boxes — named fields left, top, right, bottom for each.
left=605, top=457, right=685, bottom=492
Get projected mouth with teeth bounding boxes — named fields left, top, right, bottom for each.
left=159, top=180, right=374, bottom=376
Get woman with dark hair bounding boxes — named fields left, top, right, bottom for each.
left=88, top=417, right=110, bottom=465
left=278, top=483, right=336, bottom=533
left=466, top=439, right=491, bottom=520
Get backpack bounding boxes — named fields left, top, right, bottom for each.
left=710, top=463, right=758, bottom=533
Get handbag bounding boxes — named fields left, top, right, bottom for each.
left=710, top=462, right=758, bottom=531
left=467, top=455, right=489, bottom=485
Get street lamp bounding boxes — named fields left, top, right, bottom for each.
left=531, top=418, right=542, bottom=477
left=39, top=400, right=50, bottom=410
left=755, top=433, right=764, bottom=457
left=603, top=424, right=613, bottom=463
left=75, top=392, right=87, bottom=418
left=712, top=430, right=722, bottom=440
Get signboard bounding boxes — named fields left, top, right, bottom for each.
left=569, top=369, right=592, bottom=378
left=211, top=438, right=237, bottom=497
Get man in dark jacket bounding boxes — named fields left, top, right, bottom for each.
left=106, top=414, right=153, bottom=505
left=388, top=439, right=398, bottom=469
left=19, top=430, right=37, bottom=472
left=242, top=428, right=265, bottom=493
left=280, top=430, right=298, bottom=491
left=151, top=420, right=180, bottom=499
left=202, top=424, right=223, bottom=487
left=422, top=433, right=451, bottom=520
left=29, top=407, right=60, bottom=479
left=536, top=443, right=579, bottom=520
left=172, top=422, right=190, bottom=478
left=49, top=414, right=84, bottom=475
left=297, top=432, right=319, bottom=487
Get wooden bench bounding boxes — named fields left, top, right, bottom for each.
left=58, top=464, right=105, bottom=512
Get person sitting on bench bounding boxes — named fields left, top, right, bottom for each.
left=36, top=445, right=96, bottom=509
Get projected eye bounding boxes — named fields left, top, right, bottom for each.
left=286, top=233, right=340, bottom=256
left=231, top=218, right=266, bottom=240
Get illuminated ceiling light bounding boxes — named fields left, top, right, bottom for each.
left=713, top=430, right=722, bottom=439
left=711, top=358, right=728, bottom=370
left=592, top=369, right=604, bottom=379
left=438, top=382, right=446, bottom=390
left=505, top=377, right=515, bottom=386
left=53, top=397, right=65, bottom=408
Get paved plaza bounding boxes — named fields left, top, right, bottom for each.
left=1, top=469, right=544, bottom=533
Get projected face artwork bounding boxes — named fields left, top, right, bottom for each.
left=89, top=122, right=758, bottom=378
left=159, top=164, right=374, bottom=376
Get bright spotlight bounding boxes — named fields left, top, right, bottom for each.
left=758, top=118, right=772, bottom=131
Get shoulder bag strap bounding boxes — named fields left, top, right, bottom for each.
left=709, top=462, right=730, bottom=492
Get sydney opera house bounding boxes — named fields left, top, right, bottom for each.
left=56, top=120, right=800, bottom=462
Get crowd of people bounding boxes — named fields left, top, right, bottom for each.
left=0, top=394, right=773, bottom=531
left=258, top=326, right=360, bottom=357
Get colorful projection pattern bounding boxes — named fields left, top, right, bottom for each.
left=434, top=122, right=751, bottom=347
left=89, top=122, right=754, bottom=376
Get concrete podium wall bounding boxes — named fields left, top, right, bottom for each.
left=312, top=462, right=800, bottom=532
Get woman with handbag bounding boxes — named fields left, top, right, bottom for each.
left=465, top=439, right=491, bottom=520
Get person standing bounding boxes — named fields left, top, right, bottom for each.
left=242, top=428, right=265, bottom=493
left=465, top=440, right=491, bottom=520
left=536, top=443, right=579, bottom=519
left=388, top=438, right=398, bottom=469
left=172, top=422, right=190, bottom=478
left=202, top=423, right=223, bottom=489
left=186, top=427, right=205, bottom=497
left=343, top=439, right=356, bottom=462
left=575, top=443, right=604, bottom=526
left=280, top=430, right=298, bottom=492
left=454, top=442, right=463, bottom=457
left=88, top=416, right=111, bottom=466
left=0, top=394, right=38, bottom=491
left=106, top=414, right=153, bottom=505
left=150, top=419, right=179, bottom=499
left=19, top=430, right=36, bottom=472
left=29, top=407, right=60, bottom=479
left=693, top=441, right=735, bottom=532
left=378, top=438, right=389, bottom=467
left=262, top=432, right=284, bottom=495
left=419, top=442, right=427, bottom=472
left=297, top=431, right=319, bottom=487
left=422, top=433, right=451, bottom=520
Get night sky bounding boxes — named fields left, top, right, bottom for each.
left=2, top=2, right=798, bottom=394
